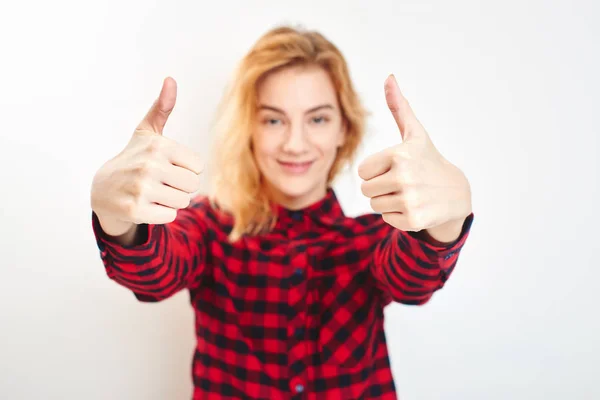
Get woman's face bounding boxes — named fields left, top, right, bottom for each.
left=252, top=65, right=346, bottom=210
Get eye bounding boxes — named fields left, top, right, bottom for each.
left=264, top=118, right=282, bottom=125
left=311, top=116, right=329, bottom=124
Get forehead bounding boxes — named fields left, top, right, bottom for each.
left=257, top=65, right=339, bottom=111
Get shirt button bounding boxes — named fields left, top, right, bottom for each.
left=291, top=211, right=303, bottom=221
left=294, top=268, right=303, bottom=276
left=290, top=378, right=305, bottom=393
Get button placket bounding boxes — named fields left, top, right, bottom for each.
left=289, top=251, right=308, bottom=298
left=287, top=243, right=310, bottom=396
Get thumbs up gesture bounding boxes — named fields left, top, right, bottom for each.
left=358, top=75, right=472, bottom=241
left=91, top=77, right=204, bottom=236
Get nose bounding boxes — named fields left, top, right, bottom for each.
left=281, top=122, right=309, bottom=154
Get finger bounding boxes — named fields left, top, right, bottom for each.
left=382, top=211, right=436, bottom=232
left=361, top=171, right=400, bottom=198
left=384, top=74, right=419, bottom=140
left=137, top=203, right=178, bottom=225
left=164, top=143, right=205, bottom=175
left=370, top=193, right=405, bottom=214
left=147, top=181, right=191, bottom=210
left=358, top=148, right=393, bottom=181
left=137, top=77, right=178, bottom=135
left=382, top=212, right=416, bottom=231
left=160, top=163, right=202, bottom=194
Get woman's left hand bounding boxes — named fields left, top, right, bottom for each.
left=358, top=75, right=472, bottom=240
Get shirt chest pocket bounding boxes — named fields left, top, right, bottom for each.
left=315, top=270, right=379, bottom=370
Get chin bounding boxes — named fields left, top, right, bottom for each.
left=268, top=175, right=318, bottom=201
left=274, top=179, right=314, bottom=198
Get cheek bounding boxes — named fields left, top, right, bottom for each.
left=313, top=135, right=341, bottom=158
left=313, top=122, right=344, bottom=152
left=252, top=135, right=279, bottom=165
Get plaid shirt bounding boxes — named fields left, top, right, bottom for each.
left=92, top=188, right=474, bottom=399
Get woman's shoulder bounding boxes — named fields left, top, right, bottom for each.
left=323, top=209, right=393, bottom=240
left=187, top=193, right=234, bottom=232
left=347, top=211, right=391, bottom=233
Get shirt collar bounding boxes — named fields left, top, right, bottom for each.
left=274, top=187, right=345, bottom=228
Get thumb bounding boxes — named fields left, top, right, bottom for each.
left=384, top=74, right=419, bottom=141
left=137, top=77, right=177, bottom=135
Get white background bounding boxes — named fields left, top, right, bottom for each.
left=1, top=0, right=598, bottom=399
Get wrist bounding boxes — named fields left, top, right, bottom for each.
left=96, top=214, right=136, bottom=238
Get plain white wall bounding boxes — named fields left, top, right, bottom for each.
left=1, top=0, right=598, bottom=399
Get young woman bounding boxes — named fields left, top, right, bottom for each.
left=90, top=26, right=474, bottom=400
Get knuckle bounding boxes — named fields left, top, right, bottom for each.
left=406, top=212, right=422, bottom=230
left=145, top=137, right=165, bottom=155
left=393, top=168, right=406, bottom=186
left=393, top=156, right=409, bottom=171
left=191, top=178, right=201, bottom=193
left=167, top=188, right=191, bottom=209
left=121, top=198, right=139, bottom=220
left=392, top=148, right=412, bottom=165
left=382, top=213, right=393, bottom=225
left=357, top=164, right=366, bottom=180
left=387, top=102, right=399, bottom=114
left=129, top=179, right=147, bottom=198
left=370, top=196, right=382, bottom=212
left=178, top=194, right=191, bottom=209
left=132, top=160, right=154, bottom=179
left=394, top=165, right=414, bottom=187
left=166, top=209, right=177, bottom=223
left=360, top=181, right=369, bottom=196
left=194, top=158, right=205, bottom=175
left=403, top=189, right=420, bottom=210
left=186, top=171, right=202, bottom=193
left=398, top=197, right=410, bottom=211
left=392, top=147, right=405, bottom=159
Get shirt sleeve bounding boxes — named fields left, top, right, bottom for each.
left=369, top=212, right=475, bottom=306
left=91, top=196, right=212, bottom=302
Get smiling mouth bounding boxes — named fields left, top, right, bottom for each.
left=277, top=160, right=314, bottom=174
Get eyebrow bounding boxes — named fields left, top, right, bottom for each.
left=258, top=104, right=335, bottom=114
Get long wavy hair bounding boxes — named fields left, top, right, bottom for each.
left=208, top=25, right=368, bottom=242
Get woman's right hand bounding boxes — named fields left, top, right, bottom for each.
left=90, top=77, right=204, bottom=238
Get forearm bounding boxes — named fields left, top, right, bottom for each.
left=92, top=208, right=209, bottom=301
left=370, top=213, right=474, bottom=304
left=370, top=231, right=447, bottom=305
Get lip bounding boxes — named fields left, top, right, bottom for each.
left=277, top=160, right=314, bottom=174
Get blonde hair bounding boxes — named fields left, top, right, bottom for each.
left=208, top=25, right=368, bottom=242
